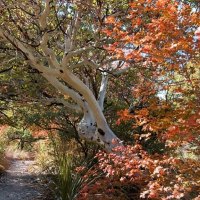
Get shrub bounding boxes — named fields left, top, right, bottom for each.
left=0, top=126, right=8, bottom=173
left=6, top=127, right=33, bottom=150
left=78, top=145, right=200, bottom=200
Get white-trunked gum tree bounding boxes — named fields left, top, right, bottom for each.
left=0, top=0, right=129, bottom=151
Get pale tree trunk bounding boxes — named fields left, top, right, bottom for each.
left=0, top=29, right=122, bottom=151
left=0, top=0, right=124, bottom=151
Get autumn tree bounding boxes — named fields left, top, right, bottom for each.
left=102, top=0, right=200, bottom=148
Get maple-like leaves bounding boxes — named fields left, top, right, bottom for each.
left=99, top=1, right=200, bottom=199
left=103, top=0, right=200, bottom=148
left=78, top=145, right=200, bottom=200
left=103, top=0, right=199, bottom=67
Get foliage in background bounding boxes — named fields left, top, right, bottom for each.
left=0, top=126, right=9, bottom=173
left=0, top=126, right=7, bottom=156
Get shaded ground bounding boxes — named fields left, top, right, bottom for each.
left=0, top=159, right=49, bottom=200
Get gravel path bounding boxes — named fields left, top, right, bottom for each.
left=0, top=159, right=45, bottom=200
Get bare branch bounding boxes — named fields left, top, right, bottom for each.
left=61, top=46, right=94, bottom=67
left=98, top=72, right=108, bottom=111
left=71, top=10, right=81, bottom=49
left=0, top=27, right=61, bottom=76
left=113, top=64, right=134, bottom=75
left=0, top=66, right=13, bottom=73
left=40, top=32, right=60, bottom=68
left=45, top=98, right=82, bottom=112
left=43, top=74, right=85, bottom=110
left=39, top=0, right=51, bottom=30
left=82, top=57, right=100, bottom=69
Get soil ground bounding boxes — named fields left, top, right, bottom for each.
left=0, top=159, right=49, bottom=200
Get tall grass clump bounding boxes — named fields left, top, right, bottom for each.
left=49, top=134, right=101, bottom=200
left=55, top=154, right=83, bottom=200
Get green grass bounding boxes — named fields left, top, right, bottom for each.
left=48, top=136, right=102, bottom=200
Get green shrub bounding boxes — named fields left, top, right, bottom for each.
left=0, top=128, right=7, bottom=173
left=0, top=140, right=5, bottom=156
left=6, top=127, right=34, bottom=150
left=0, top=130, right=7, bottom=157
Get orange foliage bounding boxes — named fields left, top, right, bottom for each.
left=95, top=1, right=200, bottom=199
left=31, top=130, right=48, bottom=138
left=0, top=126, right=8, bottom=135
left=103, top=0, right=200, bottom=148
left=78, top=145, right=199, bottom=200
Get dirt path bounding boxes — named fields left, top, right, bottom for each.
left=0, top=159, right=46, bottom=200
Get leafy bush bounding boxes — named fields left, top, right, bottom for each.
left=0, top=126, right=8, bottom=155
left=6, top=127, right=36, bottom=150
left=0, top=126, right=8, bottom=173
left=0, top=139, right=5, bottom=157
left=78, top=145, right=200, bottom=200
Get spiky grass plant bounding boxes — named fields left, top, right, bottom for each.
left=49, top=135, right=102, bottom=200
